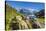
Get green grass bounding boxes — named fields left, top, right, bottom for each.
left=6, top=4, right=24, bottom=31
left=37, top=18, right=45, bottom=23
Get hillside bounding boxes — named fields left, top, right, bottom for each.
left=6, top=4, right=17, bottom=31
left=6, top=4, right=32, bottom=31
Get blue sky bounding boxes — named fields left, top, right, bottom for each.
left=6, top=1, right=45, bottom=10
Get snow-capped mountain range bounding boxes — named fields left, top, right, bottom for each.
left=15, top=8, right=39, bottom=15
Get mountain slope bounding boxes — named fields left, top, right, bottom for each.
left=6, top=4, right=17, bottom=31
left=6, top=4, right=32, bottom=31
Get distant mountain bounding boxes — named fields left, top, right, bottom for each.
left=39, top=9, right=45, bottom=16
left=34, top=9, right=45, bottom=18
left=19, top=8, right=32, bottom=15
left=16, top=8, right=40, bottom=16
